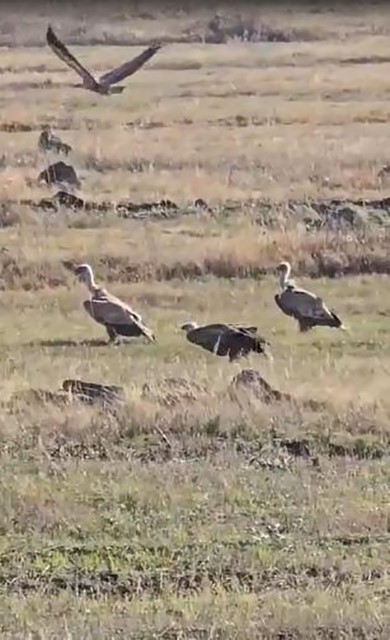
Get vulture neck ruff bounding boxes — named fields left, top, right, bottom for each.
left=279, top=262, right=293, bottom=290
left=79, top=265, right=98, bottom=294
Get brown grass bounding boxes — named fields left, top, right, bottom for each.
left=0, top=223, right=387, bottom=291
left=0, top=4, right=389, bottom=639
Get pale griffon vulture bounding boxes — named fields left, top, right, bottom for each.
left=46, top=25, right=162, bottom=95
left=73, top=263, right=156, bottom=344
left=180, top=322, right=271, bottom=361
left=274, top=261, right=345, bottom=332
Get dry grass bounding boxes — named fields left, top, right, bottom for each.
left=0, top=4, right=389, bottom=639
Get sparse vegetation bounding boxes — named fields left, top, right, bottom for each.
left=0, top=4, right=389, bottom=639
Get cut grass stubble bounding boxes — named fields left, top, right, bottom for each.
left=0, top=5, right=389, bottom=638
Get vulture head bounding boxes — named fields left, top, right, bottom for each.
left=180, top=321, right=199, bottom=333
left=276, top=261, right=294, bottom=289
left=74, top=263, right=96, bottom=288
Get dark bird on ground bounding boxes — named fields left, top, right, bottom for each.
left=46, top=24, right=162, bottom=95
left=73, top=263, right=156, bottom=344
left=180, top=321, right=271, bottom=362
left=38, top=125, right=72, bottom=155
left=37, top=161, right=80, bottom=188
left=274, top=261, right=345, bottom=332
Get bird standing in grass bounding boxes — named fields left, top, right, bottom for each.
left=274, top=261, right=345, bottom=332
left=73, top=263, right=156, bottom=344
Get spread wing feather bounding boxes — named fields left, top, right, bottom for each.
left=99, top=43, right=162, bottom=87
left=46, top=25, right=100, bottom=90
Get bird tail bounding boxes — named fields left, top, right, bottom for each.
left=142, top=325, right=157, bottom=343
left=330, top=311, right=344, bottom=329
left=254, top=337, right=272, bottom=359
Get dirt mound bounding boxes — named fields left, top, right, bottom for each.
left=286, top=197, right=390, bottom=230
left=230, top=369, right=325, bottom=411
left=17, top=191, right=210, bottom=219
left=7, top=192, right=390, bottom=229
left=10, top=379, right=124, bottom=411
left=0, top=122, right=35, bottom=132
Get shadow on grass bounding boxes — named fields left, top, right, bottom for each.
left=25, top=339, right=109, bottom=348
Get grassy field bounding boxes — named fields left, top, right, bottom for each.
left=0, top=4, right=389, bottom=639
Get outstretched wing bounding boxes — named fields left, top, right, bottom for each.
left=46, top=25, right=100, bottom=90
left=98, top=42, right=162, bottom=87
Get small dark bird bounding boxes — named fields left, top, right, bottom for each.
left=37, top=161, right=80, bottom=188
left=46, top=24, right=162, bottom=95
left=180, top=321, right=271, bottom=362
left=38, top=125, right=72, bottom=155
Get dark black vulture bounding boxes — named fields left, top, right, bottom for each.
left=38, top=161, right=80, bottom=187
left=180, top=321, right=271, bottom=362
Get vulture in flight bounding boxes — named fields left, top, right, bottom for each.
left=73, top=263, right=156, bottom=344
left=180, top=322, right=271, bottom=362
left=274, top=261, right=345, bottom=332
left=46, top=25, right=162, bottom=95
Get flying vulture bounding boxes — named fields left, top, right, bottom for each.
left=46, top=24, right=162, bottom=95
left=180, top=321, right=271, bottom=362
left=73, top=263, right=156, bottom=344
left=274, top=261, right=345, bottom=332
left=38, top=125, right=72, bottom=155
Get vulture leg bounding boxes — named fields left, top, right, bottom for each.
left=105, top=325, right=120, bottom=344
left=228, top=348, right=243, bottom=362
left=297, top=317, right=313, bottom=332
